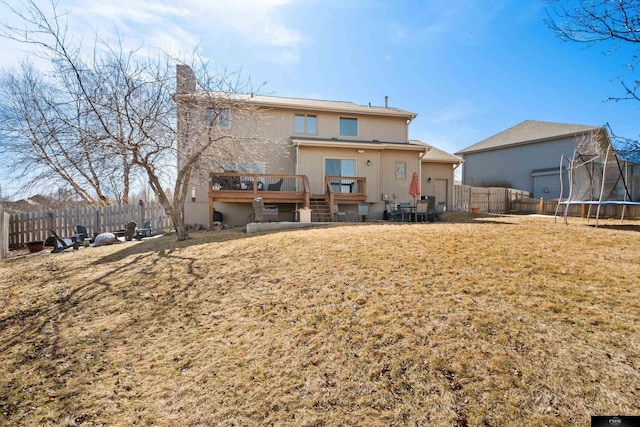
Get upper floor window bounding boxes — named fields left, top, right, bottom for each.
left=339, top=117, right=358, bottom=137
left=294, top=114, right=317, bottom=134
left=205, top=108, right=230, bottom=128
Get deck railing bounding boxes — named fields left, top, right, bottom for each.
left=208, top=173, right=311, bottom=228
left=324, top=176, right=366, bottom=196
left=209, top=173, right=310, bottom=201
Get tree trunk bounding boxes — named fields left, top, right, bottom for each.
left=174, top=215, right=189, bottom=241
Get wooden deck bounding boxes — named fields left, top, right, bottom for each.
left=208, top=173, right=367, bottom=228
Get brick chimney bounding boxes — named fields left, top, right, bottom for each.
left=176, top=65, right=197, bottom=94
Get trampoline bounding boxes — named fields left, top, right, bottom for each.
left=554, top=138, right=640, bottom=227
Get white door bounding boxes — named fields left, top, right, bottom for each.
left=435, top=179, right=447, bottom=207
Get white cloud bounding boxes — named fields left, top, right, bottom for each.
left=0, top=0, right=303, bottom=66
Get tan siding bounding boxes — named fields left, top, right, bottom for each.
left=378, top=151, right=423, bottom=204
left=421, top=162, right=455, bottom=209
left=298, top=146, right=379, bottom=198
left=356, top=115, right=408, bottom=142
left=265, top=109, right=408, bottom=143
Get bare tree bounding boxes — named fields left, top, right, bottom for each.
left=0, top=61, right=126, bottom=204
left=0, top=0, right=266, bottom=240
left=545, top=0, right=640, bottom=158
left=0, top=0, right=141, bottom=204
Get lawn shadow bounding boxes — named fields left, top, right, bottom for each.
left=587, top=224, right=640, bottom=232
left=92, top=228, right=251, bottom=265
left=470, top=219, right=516, bottom=225
left=440, top=212, right=516, bottom=225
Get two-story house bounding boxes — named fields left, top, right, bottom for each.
left=175, top=65, right=461, bottom=228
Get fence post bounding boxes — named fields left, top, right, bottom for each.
left=539, top=197, right=544, bottom=214
left=138, top=200, right=145, bottom=226
left=505, top=188, right=510, bottom=214
left=0, top=209, right=8, bottom=260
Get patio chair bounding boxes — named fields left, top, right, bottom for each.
left=415, top=200, right=429, bottom=222
left=385, top=202, right=402, bottom=221
left=267, top=178, right=283, bottom=191
left=251, top=197, right=279, bottom=222
left=334, top=203, right=347, bottom=222
left=48, top=229, right=80, bottom=253
left=427, top=201, right=446, bottom=222
left=399, top=202, right=413, bottom=222
left=73, top=225, right=94, bottom=243
left=434, top=202, right=446, bottom=221
left=135, top=220, right=152, bottom=240
left=357, top=202, right=369, bottom=222
left=124, top=221, right=137, bottom=241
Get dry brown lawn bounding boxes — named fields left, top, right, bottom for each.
left=1, top=213, right=640, bottom=426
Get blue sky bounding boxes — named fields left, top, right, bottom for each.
left=0, top=0, right=638, bottom=164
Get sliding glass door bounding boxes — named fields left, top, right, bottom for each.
left=326, top=158, right=356, bottom=193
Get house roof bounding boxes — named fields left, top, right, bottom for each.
left=291, top=137, right=462, bottom=163
left=177, top=91, right=417, bottom=120
left=292, top=137, right=426, bottom=152
left=246, top=94, right=417, bottom=119
left=409, top=140, right=463, bottom=164
left=455, top=120, right=605, bottom=155
left=175, top=65, right=415, bottom=119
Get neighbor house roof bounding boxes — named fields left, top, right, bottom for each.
left=455, top=120, right=605, bottom=155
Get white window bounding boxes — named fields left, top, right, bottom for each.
left=395, top=162, right=406, bottom=179
left=339, top=117, right=357, bottom=137
left=294, top=114, right=317, bottom=134
left=205, top=108, right=230, bottom=128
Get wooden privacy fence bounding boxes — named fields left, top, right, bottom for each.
left=511, top=198, right=640, bottom=218
left=454, top=185, right=530, bottom=213
left=7, top=201, right=171, bottom=249
left=453, top=185, right=640, bottom=218
left=1, top=209, right=9, bottom=259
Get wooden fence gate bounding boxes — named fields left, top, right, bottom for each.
left=454, top=185, right=530, bottom=213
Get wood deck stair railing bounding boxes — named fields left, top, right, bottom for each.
left=310, top=197, right=332, bottom=222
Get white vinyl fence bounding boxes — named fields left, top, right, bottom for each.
left=7, top=201, right=171, bottom=249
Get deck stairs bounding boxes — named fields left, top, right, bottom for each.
left=310, top=197, right=333, bottom=222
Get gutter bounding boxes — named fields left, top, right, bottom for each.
left=292, top=138, right=427, bottom=152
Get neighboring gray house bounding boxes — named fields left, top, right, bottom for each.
left=455, top=120, right=610, bottom=199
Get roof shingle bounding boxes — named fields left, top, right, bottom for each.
left=456, top=120, right=604, bottom=155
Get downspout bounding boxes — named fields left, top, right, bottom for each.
left=418, top=149, right=427, bottom=198
left=377, top=150, right=381, bottom=201
left=295, top=141, right=300, bottom=175
left=295, top=141, right=300, bottom=213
